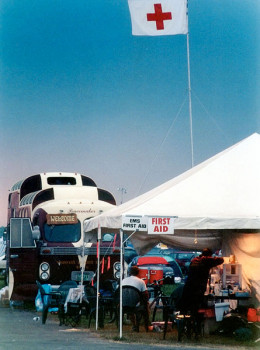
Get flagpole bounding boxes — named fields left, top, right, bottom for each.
left=186, top=3, right=194, bottom=168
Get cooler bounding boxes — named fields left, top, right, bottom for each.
left=149, top=266, right=163, bottom=284
left=138, top=266, right=163, bottom=285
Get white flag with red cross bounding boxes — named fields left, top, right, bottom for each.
left=128, top=0, right=188, bottom=36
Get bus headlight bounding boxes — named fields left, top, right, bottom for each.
left=113, top=262, right=121, bottom=279
left=41, top=272, right=49, bottom=280
left=114, top=271, right=121, bottom=279
left=114, top=262, right=120, bottom=271
left=39, top=262, right=50, bottom=280
left=40, top=262, right=49, bottom=271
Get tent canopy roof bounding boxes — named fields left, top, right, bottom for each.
left=84, top=133, right=260, bottom=233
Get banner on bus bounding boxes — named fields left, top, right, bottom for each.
left=47, top=213, right=78, bottom=225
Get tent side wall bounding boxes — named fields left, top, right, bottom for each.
left=222, top=231, right=260, bottom=305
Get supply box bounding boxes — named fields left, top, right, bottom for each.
left=222, top=263, right=242, bottom=289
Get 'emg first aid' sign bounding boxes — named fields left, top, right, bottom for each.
left=122, top=216, right=147, bottom=231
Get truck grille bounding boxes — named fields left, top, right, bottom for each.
left=40, top=246, right=120, bottom=256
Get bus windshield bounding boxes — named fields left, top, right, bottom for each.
left=44, top=222, right=81, bottom=242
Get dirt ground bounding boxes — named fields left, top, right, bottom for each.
left=0, top=301, right=258, bottom=350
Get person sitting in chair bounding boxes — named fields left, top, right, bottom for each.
left=122, top=266, right=150, bottom=331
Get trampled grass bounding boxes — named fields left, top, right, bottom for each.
left=2, top=289, right=259, bottom=349
left=81, top=310, right=259, bottom=349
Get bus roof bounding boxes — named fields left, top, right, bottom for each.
left=10, top=172, right=97, bottom=194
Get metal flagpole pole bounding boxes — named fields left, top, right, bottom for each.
left=186, top=1, right=194, bottom=168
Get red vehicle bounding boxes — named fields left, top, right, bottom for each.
left=6, top=172, right=120, bottom=303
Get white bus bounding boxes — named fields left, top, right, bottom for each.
left=6, top=172, right=119, bottom=302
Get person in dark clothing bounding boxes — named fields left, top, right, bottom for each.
left=179, top=248, right=224, bottom=315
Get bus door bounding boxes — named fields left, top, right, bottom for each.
left=9, top=218, right=38, bottom=301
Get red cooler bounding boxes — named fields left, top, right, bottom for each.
left=138, top=266, right=163, bottom=285
left=138, top=267, right=150, bottom=284
left=149, top=267, right=163, bottom=284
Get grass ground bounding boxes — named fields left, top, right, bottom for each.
left=1, top=276, right=258, bottom=349
left=3, top=301, right=260, bottom=348
left=78, top=309, right=259, bottom=349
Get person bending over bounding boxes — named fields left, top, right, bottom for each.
left=179, top=248, right=224, bottom=316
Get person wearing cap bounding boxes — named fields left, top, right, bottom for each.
left=179, top=248, right=224, bottom=317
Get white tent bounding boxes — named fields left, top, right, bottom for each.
left=84, top=133, right=260, bottom=303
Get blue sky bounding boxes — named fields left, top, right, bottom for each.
left=0, top=0, right=259, bottom=225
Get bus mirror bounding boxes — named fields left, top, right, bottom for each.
left=3, top=228, right=7, bottom=242
left=32, top=226, right=41, bottom=240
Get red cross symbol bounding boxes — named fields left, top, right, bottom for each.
left=147, top=3, right=172, bottom=30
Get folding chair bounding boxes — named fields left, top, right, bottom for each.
left=57, top=280, right=80, bottom=326
left=83, top=286, right=105, bottom=328
left=117, top=285, right=149, bottom=332
left=36, top=280, right=61, bottom=324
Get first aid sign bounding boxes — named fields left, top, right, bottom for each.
left=148, top=216, right=175, bottom=235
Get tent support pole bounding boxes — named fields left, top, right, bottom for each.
left=119, top=229, right=136, bottom=338
left=95, top=225, right=101, bottom=330
left=119, top=228, right=123, bottom=339
left=80, top=221, right=85, bottom=303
